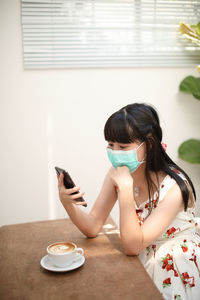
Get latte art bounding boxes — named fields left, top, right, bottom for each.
left=47, top=241, right=84, bottom=267
left=48, top=242, right=75, bottom=254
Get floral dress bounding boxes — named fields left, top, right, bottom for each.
left=137, top=173, right=200, bottom=300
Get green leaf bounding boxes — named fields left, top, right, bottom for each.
left=197, top=23, right=200, bottom=36
left=179, top=76, right=200, bottom=100
left=178, top=139, right=200, bottom=164
left=191, top=22, right=200, bottom=36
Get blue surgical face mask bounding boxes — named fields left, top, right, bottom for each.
left=106, top=142, right=145, bottom=173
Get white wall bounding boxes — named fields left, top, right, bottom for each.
left=0, top=0, right=199, bottom=227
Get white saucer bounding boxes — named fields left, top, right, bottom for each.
left=40, top=254, right=85, bottom=272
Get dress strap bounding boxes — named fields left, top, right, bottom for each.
left=159, top=175, right=176, bottom=202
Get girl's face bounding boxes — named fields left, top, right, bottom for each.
left=107, top=141, right=146, bottom=163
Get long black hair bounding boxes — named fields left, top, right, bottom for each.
left=104, top=103, right=196, bottom=211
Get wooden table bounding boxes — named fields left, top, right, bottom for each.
left=0, top=216, right=163, bottom=300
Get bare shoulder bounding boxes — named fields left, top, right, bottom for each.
left=160, top=179, right=184, bottom=212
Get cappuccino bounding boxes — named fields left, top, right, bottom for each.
left=47, top=241, right=84, bottom=267
left=48, top=242, right=75, bottom=254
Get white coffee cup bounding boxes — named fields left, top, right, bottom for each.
left=47, top=241, right=84, bottom=268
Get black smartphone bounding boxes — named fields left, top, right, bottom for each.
left=55, top=166, right=87, bottom=207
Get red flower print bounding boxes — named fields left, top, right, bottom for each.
left=162, top=254, right=173, bottom=270
left=153, top=199, right=157, bottom=208
left=181, top=240, right=188, bottom=252
left=163, top=277, right=171, bottom=288
left=152, top=244, right=156, bottom=257
left=182, top=272, right=188, bottom=279
left=181, top=272, right=195, bottom=288
left=181, top=246, right=188, bottom=252
left=189, top=249, right=199, bottom=271
left=167, top=227, right=176, bottom=236
left=161, top=254, right=179, bottom=277
left=174, top=295, right=181, bottom=300
left=163, top=278, right=171, bottom=284
left=146, top=245, right=157, bottom=257
left=174, top=270, right=179, bottom=277
left=145, top=200, right=157, bottom=210
left=136, top=213, right=142, bottom=226
left=146, top=246, right=151, bottom=256
left=164, top=227, right=180, bottom=238
left=166, top=264, right=174, bottom=271
left=136, top=209, right=143, bottom=213
left=161, top=184, right=164, bottom=188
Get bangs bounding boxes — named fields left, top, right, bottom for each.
left=104, top=112, right=138, bottom=143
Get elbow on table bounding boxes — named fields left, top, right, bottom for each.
left=122, top=235, right=144, bottom=256
left=85, top=229, right=99, bottom=238
left=124, top=249, right=139, bottom=256
left=123, top=244, right=142, bottom=256
left=86, top=233, right=98, bottom=238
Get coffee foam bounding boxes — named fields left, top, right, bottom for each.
left=48, top=242, right=75, bottom=254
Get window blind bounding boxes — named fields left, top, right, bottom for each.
left=21, top=0, right=200, bottom=69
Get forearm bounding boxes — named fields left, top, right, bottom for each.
left=118, top=186, right=143, bottom=255
left=61, top=201, right=97, bottom=238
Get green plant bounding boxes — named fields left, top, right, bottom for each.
left=178, top=22, right=200, bottom=164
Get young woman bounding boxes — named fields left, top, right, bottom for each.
left=57, top=103, right=200, bottom=300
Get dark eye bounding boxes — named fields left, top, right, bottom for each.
left=119, top=146, right=126, bottom=149
left=108, top=143, right=114, bottom=148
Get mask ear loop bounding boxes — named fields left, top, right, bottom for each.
left=136, top=142, right=146, bottom=164
left=136, top=141, right=144, bottom=150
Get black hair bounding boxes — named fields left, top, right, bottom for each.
left=104, top=103, right=196, bottom=212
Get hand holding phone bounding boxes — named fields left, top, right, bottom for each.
left=55, top=166, right=87, bottom=207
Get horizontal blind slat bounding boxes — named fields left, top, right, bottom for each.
left=21, top=0, right=200, bottom=69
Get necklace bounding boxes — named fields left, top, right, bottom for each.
left=134, top=186, right=139, bottom=197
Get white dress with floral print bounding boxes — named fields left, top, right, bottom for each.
left=137, top=173, right=200, bottom=300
